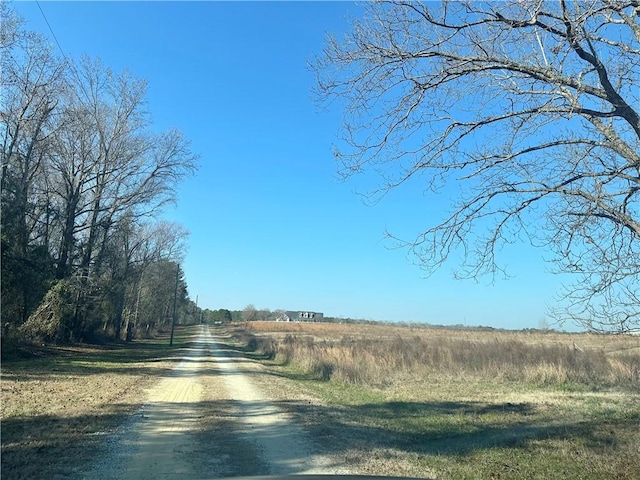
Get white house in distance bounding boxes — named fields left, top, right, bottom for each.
left=276, top=311, right=324, bottom=322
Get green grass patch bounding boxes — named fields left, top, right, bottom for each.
left=2, top=325, right=199, bottom=374
left=282, top=368, right=639, bottom=479
left=239, top=324, right=640, bottom=479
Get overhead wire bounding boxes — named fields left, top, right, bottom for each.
left=35, top=0, right=67, bottom=60
left=34, top=0, right=87, bottom=102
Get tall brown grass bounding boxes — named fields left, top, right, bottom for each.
left=238, top=322, right=640, bottom=389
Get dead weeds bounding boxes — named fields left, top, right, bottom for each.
left=239, top=322, right=640, bottom=479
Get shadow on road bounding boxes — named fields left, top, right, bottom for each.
left=3, top=325, right=633, bottom=480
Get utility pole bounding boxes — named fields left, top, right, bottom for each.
left=170, top=263, right=179, bottom=346
left=194, top=295, right=203, bottom=324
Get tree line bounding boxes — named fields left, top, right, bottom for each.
left=1, top=5, right=199, bottom=349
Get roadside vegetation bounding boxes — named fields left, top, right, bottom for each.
left=0, top=326, right=198, bottom=480
left=239, top=321, right=640, bottom=479
left=3, top=319, right=638, bottom=479
left=1, top=4, right=198, bottom=353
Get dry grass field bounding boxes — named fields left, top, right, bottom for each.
left=2, top=321, right=638, bottom=479
left=0, top=327, right=196, bottom=479
left=238, top=321, right=640, bottom=479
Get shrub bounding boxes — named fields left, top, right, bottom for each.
left=19, top=280, right=77, bottom=343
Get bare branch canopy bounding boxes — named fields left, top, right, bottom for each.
left=313, top=0, right=640, bottom=332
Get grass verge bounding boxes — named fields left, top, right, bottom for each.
left=238, top=322, right=640, bottom=480
left=0, top=325, right=200, bottom=480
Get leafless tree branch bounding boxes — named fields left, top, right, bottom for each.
left=313, top=0, right=639, bottom=332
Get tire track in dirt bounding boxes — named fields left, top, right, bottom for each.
left=82, top=325, right=349, bottom=479
left=204, top=326, right=350, bottom=475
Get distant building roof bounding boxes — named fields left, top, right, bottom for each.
left=276, top=311, right=324, bottom=322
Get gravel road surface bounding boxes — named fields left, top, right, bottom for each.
left=82, top=325, right=350, bottom=479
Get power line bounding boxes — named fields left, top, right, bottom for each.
left=35, top=0, right=67, bottom=60
left=34, top=0, right=83, bottom=86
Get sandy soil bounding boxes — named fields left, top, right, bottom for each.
left=81, top=325, right=350, bottom=479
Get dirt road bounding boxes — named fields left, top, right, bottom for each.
left=83, top=325, right=350, bottom=479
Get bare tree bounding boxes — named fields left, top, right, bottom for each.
left=1, top=9, right=66, bottom=323
left=313, top=0, right=639, bottom=333
left=2, top=5, right=199, bottom=342
left=242, top=304, right=259, bottom=322
left=49, top=58, right=198, bottom=277
left=108, top=218, right=189, bottom=340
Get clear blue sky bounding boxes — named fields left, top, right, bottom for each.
left=14, top=1, right=570, bottom=330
